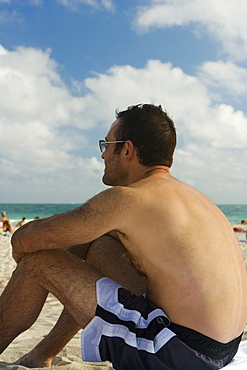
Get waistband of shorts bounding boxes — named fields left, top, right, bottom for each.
left=169, top=322, right=242, bottom=360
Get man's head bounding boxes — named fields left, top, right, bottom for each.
left=114, top=104, right=176, bottom=168
left=100, top=104, right=176, bottom=186
left=100, top=119, right=129, bottom=186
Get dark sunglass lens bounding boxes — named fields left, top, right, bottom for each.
left=102, top=143, right=107, bottom=152
left=99, top=141, right=107, bottom=153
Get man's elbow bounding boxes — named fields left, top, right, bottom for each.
left=11, top=226, right=28, bottom=253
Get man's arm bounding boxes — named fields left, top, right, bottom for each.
left=12, top=241, right=93, bottom=264
left=11, top=186, right=129, bottom=255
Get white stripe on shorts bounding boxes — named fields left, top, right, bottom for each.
left=96, top=277, right=170, bottom=329
left=81, top=277, right=176, bottom=362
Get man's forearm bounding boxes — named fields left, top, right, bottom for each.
left=11, top=215, right=94, bottom=256
left=11, top=199, right=117, bottom=254
left=11, top=213, right=75, bottom=254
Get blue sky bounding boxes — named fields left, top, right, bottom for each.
left=0, top=0, right=247, bottom=204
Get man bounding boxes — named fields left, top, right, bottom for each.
left=16, top=217, right=26, bottom=228
left=0, top=104, right=246, bottom=369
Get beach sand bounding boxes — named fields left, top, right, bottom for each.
left=0, top=227, right=247, bottom=369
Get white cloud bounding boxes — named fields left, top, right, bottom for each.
left=1, top=44, right=247, bottom=203
left=101, top=0, right=114, bottom=11
left=198, top=61, right=247, bottom=97
left=0, top=45, right=105, bottom=202
left=83, top=60, right=247, bottom=148
left=134, top=0, right=247, bottom=61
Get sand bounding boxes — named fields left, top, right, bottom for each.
left=0, top=226, right=247, bottom=369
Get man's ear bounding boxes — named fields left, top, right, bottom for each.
left=123, top=140, right=135, bottom=160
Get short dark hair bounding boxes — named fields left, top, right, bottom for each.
left=114, top=104, right=176, bottom=167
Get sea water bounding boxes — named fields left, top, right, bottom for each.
left=0, top=203, right=81, bottom=225
left=0, top=203, right=247, bottom=226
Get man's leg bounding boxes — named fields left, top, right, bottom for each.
left=15, top=308, right=82, bottom=367
left=11, top=244, right=93, bottom=367
left=85, top=235, right=147, bottom=295
left=0, top=236, right=146, bottom=367
left=0, top=249, right=102, bottom=362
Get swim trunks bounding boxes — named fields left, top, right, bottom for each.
left=81, top=277, right=242, bottom=370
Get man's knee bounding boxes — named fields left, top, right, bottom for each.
left=16, top=250, right=66, bottom=276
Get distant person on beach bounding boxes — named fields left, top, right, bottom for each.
left=16, top=217, right=26, bottom=228
left=241, top=220, right=247, bottom=224
left=0, top=211, right=7, bottom=221
left=0, top=211, right=7, bottom=229
left=2, top=220, right=15, bottom=235
left=0, top=104, right=247, bottom=369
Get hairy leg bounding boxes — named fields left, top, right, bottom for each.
left=0, top=249, right=102, bottom=362
left=14, top=245, right=92, bottom=367
left=86, top=235, right=147, bottom=295
left=2, top=236, right=147, bottom=367
left=15, top=308, right=82, bottom=367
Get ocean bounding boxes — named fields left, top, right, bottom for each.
left=1, top=203, right=247, bottom=225
left=0, top=203, right=81, bottom=225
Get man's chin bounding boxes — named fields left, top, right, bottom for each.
left=102, top=175, right=112, bottom=186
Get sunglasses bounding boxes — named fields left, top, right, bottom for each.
left=99, top=140, right=126, bottom=153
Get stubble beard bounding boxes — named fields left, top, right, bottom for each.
left=102, top=156, right=128, bottom=186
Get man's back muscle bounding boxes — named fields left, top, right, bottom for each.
left=115, top=172, right=247, bottom=344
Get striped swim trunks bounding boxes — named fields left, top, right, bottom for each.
left=81, top=277, right=241, bottom=369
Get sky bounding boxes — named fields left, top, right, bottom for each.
left=0, top=0, right=247, bottom=204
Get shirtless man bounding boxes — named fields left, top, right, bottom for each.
left=16, top=217, right=26, bottom=228
left=0, top=104, right=246, bottom=369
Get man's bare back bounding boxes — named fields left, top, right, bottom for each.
left=112, top=171, right=247, bottom=343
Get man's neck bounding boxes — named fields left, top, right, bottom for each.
left=143, top=166, right=170, bottom=178
left=120, top=165, right=170, bottom=186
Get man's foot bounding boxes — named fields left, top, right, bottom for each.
left=14, top=352, right=53, bottom=368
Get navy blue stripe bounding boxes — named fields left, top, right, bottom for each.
left=117, top=288, right=158, bottom=319
left=96, top=305, right=167, bottom=341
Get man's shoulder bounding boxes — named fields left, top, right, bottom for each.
left=87, top=179, right=157, bottom=211
left=96, top=185, right=137, bottom=204
left=85, top=186, right=135, bottom=211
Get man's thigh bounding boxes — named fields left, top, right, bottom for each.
left=85, top=235, right=147, bottom=295
left=19, top=249, right=102, bottom=328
